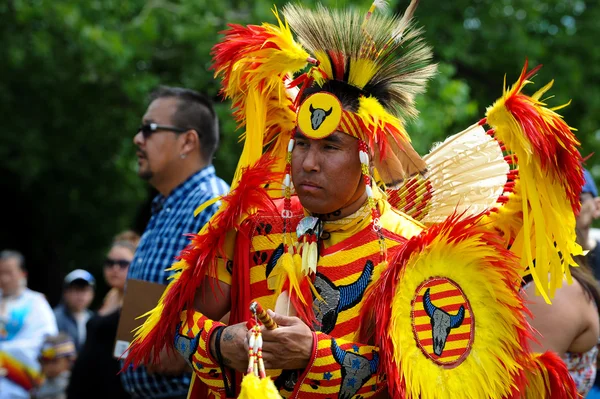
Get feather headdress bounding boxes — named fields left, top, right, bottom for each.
left=284, top=1, right=437, bottom=184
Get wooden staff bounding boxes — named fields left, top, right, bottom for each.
left=250, top=301, right=278, bottom=330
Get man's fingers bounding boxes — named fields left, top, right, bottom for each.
left=261, top=349, right=278, bottom=369
left=267, top=309, right=298, bottom=327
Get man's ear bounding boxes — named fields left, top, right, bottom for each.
left=180, top=129, right=199, bottom=157
left=593, top=197, right=600, bottom=219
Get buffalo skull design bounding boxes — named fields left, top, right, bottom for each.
left=309, top=104, right=333, bottom=130
left=423, top=288, right=465, bottom=356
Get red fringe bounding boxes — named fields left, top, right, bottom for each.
left=503, top=61, right=583, bottom=213
left=282, top=275, right=317, bottom=326
left=231, top=228, right=253, bottom=326
left=507, top=351, right=578, bottom=399
left=124, top=155, right=281, bottom=368
left=536, top=351, right=578, bottom=398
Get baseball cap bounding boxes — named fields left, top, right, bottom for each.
left=582, top=169, right=598, bottom=198
left=63, top=269, right=96, bottom=287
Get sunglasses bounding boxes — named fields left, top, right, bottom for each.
left=103, top=258, right=131, bottom=269
left=138, top=123, right=187, bottom=139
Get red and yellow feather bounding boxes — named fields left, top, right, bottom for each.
left=124, top=156, right=281, bottom=367
left=485, top=61, right=584, bottom=301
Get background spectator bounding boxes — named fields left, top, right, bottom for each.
left=0, top=250, right=58, bottom=399
left=32, top=333, right=76, bottom=399
left=121, top=87, right=229, bottom=398
left=67, top=231, right=139, bottom=399
left=524, top=169, right=600, bottom=397
left=53, top=270, right=95, bottom=352
left=523, top=261, right=600, bottom=397
left=577, top=169, right=600, bottom=279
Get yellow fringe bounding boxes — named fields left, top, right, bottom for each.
left=239, top=374, right=282, bottom=399
left=486, top=93, right=583, bottom=302
left=193, top=196, right=222, bottom=217
left=357, top=96, right=408, bottom=141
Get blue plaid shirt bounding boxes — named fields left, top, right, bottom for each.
left=121, top=165, right=229, bottom=398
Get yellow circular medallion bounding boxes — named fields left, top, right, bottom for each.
left=411, top=277, right=474, bottom=368
left=297, top=92, right=343, bottom=139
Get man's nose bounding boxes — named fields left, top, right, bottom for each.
left=302, top=145, right=320, bottom=172
left=133, top=130, right=144, bottom=146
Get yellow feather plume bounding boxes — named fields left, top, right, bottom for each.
left=239, top=374, right=282, bottom=399
left=486, top=72, right=583, bottom=302
left=383, top=218, right=530, bottom=399
left=357, top=96, right=408, bottom=140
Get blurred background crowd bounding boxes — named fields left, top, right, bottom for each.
left=2, top=0, right=600, bottom=398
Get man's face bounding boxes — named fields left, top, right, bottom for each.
left=291, top=130, right=364, bottom=215
left=0, top=257, right=26, bottom=296
left=63, top=285, right=94, bottom=313
left=577, top=192, right=600, bottom=231
left=133, top=97, right=183, bottom=183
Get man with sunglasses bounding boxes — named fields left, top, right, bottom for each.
left=121, top=86, right=229, bottom=399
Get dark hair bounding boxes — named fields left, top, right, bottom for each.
left=0, top=249, right=26, bottom=272
left=571, top=259, right=600, bottom=310
left=149, top=86, right=219, bottom=161
left=301, top=80, right=365, bottom=112
left=112, top=230, right=140, bottom=253
left=573, top=229, right=600, bottom=309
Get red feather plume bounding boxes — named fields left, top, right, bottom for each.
left=501, top=61, right=583, bottom=213
left=124, top=155, right=282, bottom=368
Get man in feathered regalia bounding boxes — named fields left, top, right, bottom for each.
left=125, top=1, right=585, bottom=398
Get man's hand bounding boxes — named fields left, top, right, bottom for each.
left=260, top=310, right=314, bottom=370
left=146, top=346, right=191, bottom=376
left=210, top=322, right=250, bottom=372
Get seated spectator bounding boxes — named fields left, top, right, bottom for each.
left=0, top=250, right=58, bottom=399
left=53, top=270, right=95, bottom=352
left=32, top=333, right=76, bottom=399
left=67, top=231, right=139, bottom=399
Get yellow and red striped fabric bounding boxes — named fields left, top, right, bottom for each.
left=411, top=278, right=474, bottom=366
left=189, top=198, right=419, bottom=398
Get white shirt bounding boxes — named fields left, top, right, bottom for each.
left=0, top=288, right=58, bottom=398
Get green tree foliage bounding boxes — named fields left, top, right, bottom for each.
left=407, top=0, right=600, bottom=159
left=1, top=0, right=597, bottom=302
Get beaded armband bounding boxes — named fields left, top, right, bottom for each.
left=174, top=310, right=227, bottom=395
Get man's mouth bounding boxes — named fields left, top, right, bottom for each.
left=298, top=180, right=322, bottom=191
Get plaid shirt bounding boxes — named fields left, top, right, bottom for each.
left=121, top=165, right=229, bottom=398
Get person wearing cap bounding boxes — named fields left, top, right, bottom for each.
left=0, top=249, right=58, bottom=399
left=125, top=1, right=587, bottom=398
left=578, top=169, right=600, bottom=279
left=53, top=269, right=95, bottom=352
left=32, top=333, right=76, bottom=399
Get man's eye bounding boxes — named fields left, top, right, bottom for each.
left=295, top=141, right=308, bottom=147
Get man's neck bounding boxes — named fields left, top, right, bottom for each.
left=2, top=287, right=23, bottom=298
left=153, top=161, right=208, bottom=196
left=317, top=191, right=368, bottom=221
